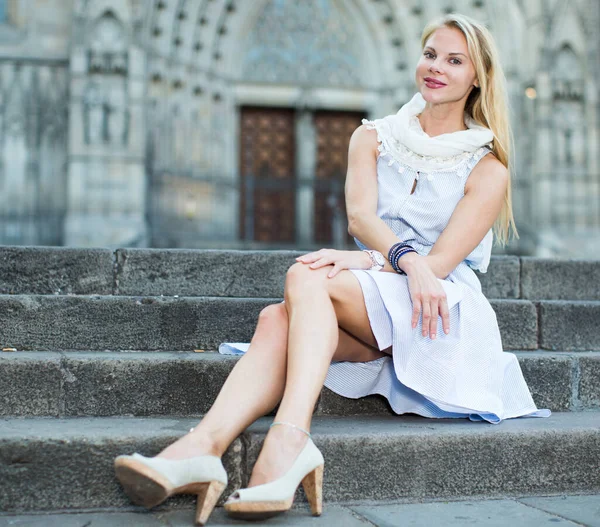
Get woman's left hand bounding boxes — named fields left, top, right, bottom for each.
left=296, top=249, right=371, bottom=278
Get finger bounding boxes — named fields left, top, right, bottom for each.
left=429, top=297, right=438, bottom=339
left=296, top=248, right=329, bottom=261
left=421, top=297, right=431, bottom=337
left=309, top=257, right=331, bottom=269
left=412, top=295, right=422, bottom=329
left=327, top=264, right=340, bottom=278
left=440, top=296, right=450, bottom=335
left=296, top=252, right=318, bottom=263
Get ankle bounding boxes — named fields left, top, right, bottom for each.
left=266, top=423, right=309, bottom=447
left=270, top=420, right=311, bottom=438
left=188, top=428, right=227, bottom=457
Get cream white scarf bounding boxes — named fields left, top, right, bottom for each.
left=362, top=92, right=495, bottom=173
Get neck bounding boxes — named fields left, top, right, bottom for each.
left=417, top=100, right=468, bottom=137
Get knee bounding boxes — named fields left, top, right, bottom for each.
left=247, top=304, right=288, bottom=358
left=285, top=262, right=327, bottom=300
left=258, top=303, right=288, bottom=327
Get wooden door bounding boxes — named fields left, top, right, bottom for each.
left=239, top=107, right=296, bottom=243
left=313, top=110, right=366, bottom=244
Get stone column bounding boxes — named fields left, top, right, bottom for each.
left=295, top=110, right=317, bottom=246
left=533, top=71, right=554, bottom=255
left=585, top=81, right=599, bottom=182
left=64, top=2, right=147, bottom=247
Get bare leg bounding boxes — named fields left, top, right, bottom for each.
left=247, top=264, right=382, bottom=487
left=158, top=296, right=386, bottom=461
left=157, top=303, right=288, bottom=459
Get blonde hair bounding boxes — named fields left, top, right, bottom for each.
left=420, top=14, right=518, bottom=246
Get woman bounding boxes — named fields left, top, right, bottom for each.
left=114, top=13, right=549, bottom=526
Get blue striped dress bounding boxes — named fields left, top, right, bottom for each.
left=220, top=120, right=550, bottom=424
left=322, top=121, right=550, bottom=424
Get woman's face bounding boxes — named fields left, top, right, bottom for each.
left=415, top=26, right=479, bottom=104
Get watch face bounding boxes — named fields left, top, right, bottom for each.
left=373, top=251, right=385, bottom=266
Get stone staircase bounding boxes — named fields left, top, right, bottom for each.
left=0, top=246, right=599, bottom=515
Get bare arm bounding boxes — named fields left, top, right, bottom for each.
left=403, top=153, right=509, bottom=279
left=343, top=129, right=507, bottom=341
left=345, top=124, right=403, bottom=272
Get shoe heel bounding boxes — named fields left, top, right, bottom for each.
left=195, top=480, right=226, bottom=526
left=301, top=464, right=323, bottom=516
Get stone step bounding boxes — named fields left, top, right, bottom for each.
left=1, top=351, right=598, bottom=418
left=0, top=413, right=598, bottom=513
left=4, top=495, right=600, bottom=527
left=1, top=246, right=599, bottom=300
left=0, top=293, right=599, bottom=352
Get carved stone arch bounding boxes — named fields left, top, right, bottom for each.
left=91, top=10, right=127, bottom=49
left=553, top=43, right=583, bottom=82
left=88, top=10, right=129, bottom=75
left=85, top=0, right=132, bottom=23
left=221, top=0, right=388, bottom=88
left=351, top=0, right=405, bottom=90
left=72, top=1, right=133, bottom=56
left=128, top=0, right=157, bottom=46
left=542, top=0, right=587, bottom=70
left=513, top=0, right=547, bottom=76
left=486, top=0, right=527, bottom=77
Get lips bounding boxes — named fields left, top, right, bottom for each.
left=424, top=77, right=446, bottom=86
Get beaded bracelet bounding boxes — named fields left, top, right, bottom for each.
left=392, top=246, right=415, bottom=263
left=393, top=249, right=415, bottom=273
left=388, top=242, right=417, bottom=275
left=387, top=242, right=402, bottom=267
left=388, top=242, right=415, bottom=265
left=394, top=251, right=416, bottom=275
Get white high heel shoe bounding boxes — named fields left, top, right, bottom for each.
left=223, top=421, right=324, bottom=521
left=114, top=452, right=227, bottom=525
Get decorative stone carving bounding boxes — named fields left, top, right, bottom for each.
left=107, top=86, right=128, bottom=145
left=89, top=11, right=128, bottom=75
left=83, top=82, right=105, bottom=144
left=81, top=11, right=130, bottom=147
left=65, top=2, right=147, bottom=247
left=553, top=44, right=583, bottom=101
left=0, top=61, right=68, bottom=245
left=2, top=79, right=27, bottom=212
left=242, top=0, right=362, bottom=86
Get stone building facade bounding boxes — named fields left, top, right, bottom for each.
left=0, top=0, right=598, bottom=257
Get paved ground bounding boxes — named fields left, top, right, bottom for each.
left=1, top=494, right=599, bottom=527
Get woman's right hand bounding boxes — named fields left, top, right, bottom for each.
left=399, top=253, right=450, bottom=340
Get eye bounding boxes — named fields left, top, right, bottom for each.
left=424, top=51, right=461, bottom=65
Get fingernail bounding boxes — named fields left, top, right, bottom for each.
left=431, top=334, right=436, bottom=339
left=445, top=328, right=450, bottom=334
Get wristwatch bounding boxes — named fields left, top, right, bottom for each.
left=363, top=249, right=385, bottom=271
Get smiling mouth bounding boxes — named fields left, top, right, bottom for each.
left=424, top=78, right=446, bottom=86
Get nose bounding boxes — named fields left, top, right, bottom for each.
left=429, top=58, right=443, bottom=74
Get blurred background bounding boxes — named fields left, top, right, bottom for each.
left=0, top=0, right=598, bottom=257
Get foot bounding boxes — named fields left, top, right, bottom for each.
left=247, top=423, right=309, bottom=487
left=156, top=428, right=222, bottom=460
